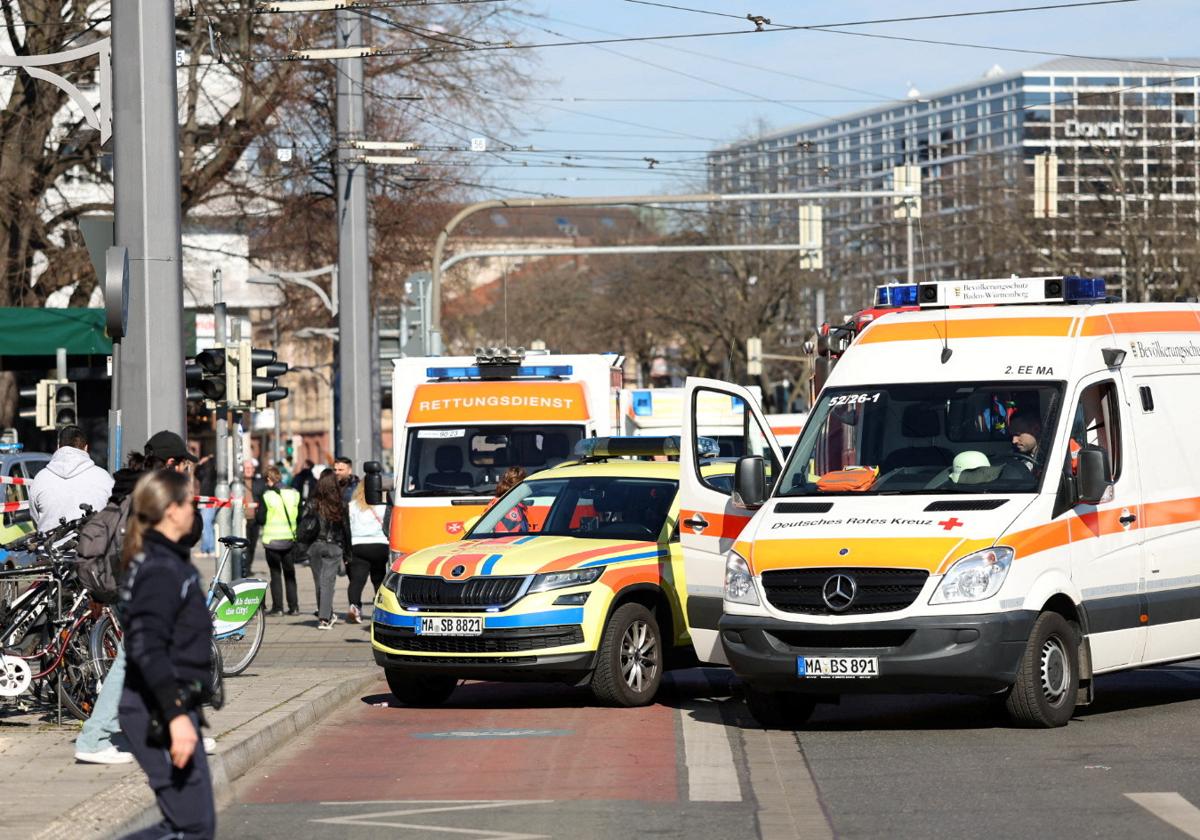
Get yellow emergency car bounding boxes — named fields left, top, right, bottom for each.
left=371, top=436, right=730, bottom=707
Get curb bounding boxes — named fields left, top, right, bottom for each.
left=33, top=670, right=381, bottom=840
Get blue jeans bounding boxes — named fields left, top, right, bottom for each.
left=200, top=507, right=217, bottom=554
left=76, top=647, right=125, bottom=754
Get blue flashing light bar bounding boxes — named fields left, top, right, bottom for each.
left=427, top=364, right=574, bottom=380
left=1063, top=276, right=1107, bottom=303
left=632, top=390, right=654, bottom=417
left=875, top=283, right=920, bottom=308
left=574, top=435, right=720, bottom=460
left=0, top=443, right=22, bottom=452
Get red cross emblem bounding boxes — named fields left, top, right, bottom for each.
left=938, top=517, right=964, bottom=531
left=445, top=521, right=464, bottom=535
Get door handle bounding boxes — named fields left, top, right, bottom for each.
left=683, top=513, right=709, bottom=533
left=1119, top=513, right=1137, bottom=526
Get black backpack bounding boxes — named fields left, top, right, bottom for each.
left=75, top=497, right=131, bottom=603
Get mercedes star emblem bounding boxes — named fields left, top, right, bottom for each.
left=451, top=565, right=466, bottom=577
left=822, top=573, right=857, bottom=612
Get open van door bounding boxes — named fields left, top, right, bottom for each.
left=680, top=377, right=784, bottom=664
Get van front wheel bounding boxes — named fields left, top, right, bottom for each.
left=1005, top=611, right=1079, bottom=728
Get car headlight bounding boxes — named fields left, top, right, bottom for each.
left=724, top=551, right=760, bottom=606
left=383, top=571, right=400, bottom=594
left=528, top=566, right=605, bottom=593
left=930, top=547, right=1014, bottom=604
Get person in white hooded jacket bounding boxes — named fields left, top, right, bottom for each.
left=29, top=425, right=114, bottom=531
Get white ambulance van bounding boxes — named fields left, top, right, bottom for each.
left=389, top=349, right=623, bottom=557
left=679, top=276, right=1200, bottom=728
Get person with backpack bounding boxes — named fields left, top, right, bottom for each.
left=346, top=479, right=389, bottom=624
left=73, top=431, right=202, bottom=766
left=295, top=471, right=351, bottom=630
left=255, top=465, right=301, bottom=616
left=29, top=425, right=113, bottom=531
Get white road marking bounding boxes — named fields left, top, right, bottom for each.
left=679, top=699, right=742, bottom=802
left=312, top=800, right=552, bottom=839
left=1127, top=793, right=1200, bottom=838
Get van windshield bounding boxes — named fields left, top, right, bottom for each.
left=777, top=381, right=1064, bottom=496
left=402, top=425, right=585, bottom=497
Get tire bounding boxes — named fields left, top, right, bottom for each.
left=590, top=602, right=663, bottom=707
left=217, top=606, right=266, bottom=677
left=209, top=639, right=225, bottom=710
left=57, top=620, right=102, bottom=721
left=88, top=611, right=122, bottom=682
left=385, top=669, right=458, bottom=706
left=745, top=687, right=817, bottom=729
left=1005, top=611, right=1080, bottom=728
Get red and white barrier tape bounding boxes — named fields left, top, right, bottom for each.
left=1, top=500, right=29, bottom=513
left=194, top=496, right=257, bottom=510
left=0, top=475, right=29, bottom=486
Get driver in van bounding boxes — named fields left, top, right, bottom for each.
left=1008, top=412, right=1043, bottom=471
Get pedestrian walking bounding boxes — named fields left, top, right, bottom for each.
left=118, top=468, right=217, bottom=840
left=291, top=459, right=316, bottom=502
left=28, top=425, right=113, bottom=530
left=296, top=471, right=351, bottom=630
left=240, top=458, right=266, bottom=576
left=75, top=432, right=208, bottom=767
left=333, top=455, right=359, bottom=502
left=256, top=465, right=301, bottom=616
left=193, top=446, right=216, bottom=556
left=346, top=479, right=389, bottom=624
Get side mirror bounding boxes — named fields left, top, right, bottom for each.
left=732, top=456, right=768, bottom=509
left=3, top=508, right=31, bottom=528
left=363, top=460, right=383, bottom=506
left=1076, top=447, right=1112, bottom=506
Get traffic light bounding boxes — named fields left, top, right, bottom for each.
left=53, top=381, right=78, bottom=428
left=241, top=345, right=289, bottom=409
left=185, top=348, right=228, bottom=403
left=18, top=379, right=55, bottom=431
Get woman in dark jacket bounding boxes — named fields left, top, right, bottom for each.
left=299, top=471, right=352, bottom=630
left=118, top=469, right=216, bottom=840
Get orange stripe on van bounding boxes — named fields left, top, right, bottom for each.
left=1080, top=310, right=1200, bottom=337
left=748, top=537, right=976, bottom=575
left=679, top=510, right=754, bottom=541
left=856, top=317, right=1074, bottom=345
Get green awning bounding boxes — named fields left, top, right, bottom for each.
left=0, top=308, right=113, bottom=356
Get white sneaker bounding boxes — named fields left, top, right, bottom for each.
left=317, top=620, right=332, bottom=630
left=75, top=745, right=134, bottom=765
left=203, top=736, right=217, bottom=754
left=347, top=605, right=362, bottom=624
left=329, top=613, right=340, bottom=627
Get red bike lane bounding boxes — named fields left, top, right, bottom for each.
left=242, top=679, right=681, bottom=805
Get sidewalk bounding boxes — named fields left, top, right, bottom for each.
left=0, top=552, right=383, bottom=839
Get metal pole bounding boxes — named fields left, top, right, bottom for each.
left=56, top=347, right=66, bottom=381
left=906, top=204, right=915, bottom=285
left=112, top=0, right=185, bottom=450
left=272, top=321, right=282, bottom=468
left=428, top=189, right=912, bottom=349
left=212, top=271, right=232, bottom=582
left=335, top=8, right=375, bottom=471
left=109, top=342, right=122, bottom=469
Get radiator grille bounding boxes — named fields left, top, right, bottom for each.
left=762, top=567, right=929, bottom=615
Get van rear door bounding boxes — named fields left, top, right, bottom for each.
left=679, top=377, right=784, bottom=664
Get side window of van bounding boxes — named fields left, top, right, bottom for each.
left=1068, top=381, right=1121, bottom=481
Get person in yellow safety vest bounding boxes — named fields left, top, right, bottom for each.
left=255, top=465, right=302, bottom=616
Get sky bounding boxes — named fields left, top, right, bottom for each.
left=438, top=0, right=1200, bottom=198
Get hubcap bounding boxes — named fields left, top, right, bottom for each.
left=1040, top=635, right=1070, bottom=706
left=619, top=619, right=659, bottom=694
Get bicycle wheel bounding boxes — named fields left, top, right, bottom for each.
left=209, top=638, right=225, bottom=710
left=57, top=621, right=102, bottom=721
left=216, top=606, right=265, bottom=677
left=88, top=611, right=122, bottom=681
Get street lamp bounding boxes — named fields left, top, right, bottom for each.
left=247, top=266, right=338, bottom=316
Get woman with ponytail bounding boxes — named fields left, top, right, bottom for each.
left=118, top=469, right=216, bottom=840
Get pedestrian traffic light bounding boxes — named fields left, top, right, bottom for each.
left=53, top=381, right=78, bottom=428
left=18, top=379, right=55, bottom=431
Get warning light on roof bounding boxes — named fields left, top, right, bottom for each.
left=875, top=283, right=920, bottom=307
left=574, top=436, right=719, bottom=460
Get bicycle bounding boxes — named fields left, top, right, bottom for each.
left=0, top=511, right=110, bottom=719
left=90, top=535, right=266, bottom=680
